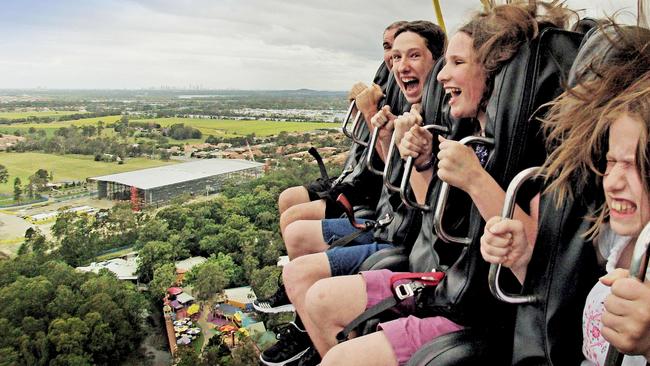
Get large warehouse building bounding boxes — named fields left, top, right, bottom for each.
left=91, top=159, right=264, bottom=209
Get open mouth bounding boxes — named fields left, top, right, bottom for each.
left=610, top=199, right=637, bottom=215
left=445, top=87, right=462, bottom=98
left=402, top=78, right=420, bottom=93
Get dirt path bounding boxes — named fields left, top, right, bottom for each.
left=197, top=302, right=217, bottom=351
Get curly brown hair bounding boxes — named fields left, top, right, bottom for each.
left=540, top=25, right=650, bottom=237
left=458, top=0, right=573, bottom=105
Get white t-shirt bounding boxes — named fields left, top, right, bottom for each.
left=581, top=224, right=649, bottom=366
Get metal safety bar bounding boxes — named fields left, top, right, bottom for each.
left=432, top=136, right=494, bottom=243
left=341, top=100, right=356, bottom=139
left=603, top=221, right=650, bottom=366
left=365, top=126, right=387, bottom=175
left=488, top=166, right=541, bottom=304
left=341, top=101, right=368, bottom=147
left=397, top=124, right=451, bottom=209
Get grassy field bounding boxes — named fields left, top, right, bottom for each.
left=0, top=152, right=177, bottom=194
left=0, top=115, right=337, bottom=139
left=0, top=115, right=123, bottom=137
left=0, top=110, right=89, bottom=120
left=131, top=117, right=338, bottom=137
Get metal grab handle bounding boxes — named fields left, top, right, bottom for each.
left=341, top=101, right=368, bottom=147
left=488, top=166, right=541, bottom=304
left=603, top=222, right=650, bottom=366
left=365, top=126, right=386, bottom=176
left=341, top=100, right=356, bottom=139
left=382, top=130, right=403, bottom=193
left=336, top=193, right=367, bottom=230
left=398, top=124, right=451, bottom=210
left=432, top=136, right=495, bottom=243
left=350, top=111, right=368, bottom=147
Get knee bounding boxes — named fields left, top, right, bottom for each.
left=283, top=221, right=313, bottom=258
left=282, top=259, right=305, bottom=298
left=280, top=204, right=306, bottom=234
left=320, top=344, right=347, bottom=366
left=278, top=186, right=308, bottom=214
left=305, top=278, right=336, bottom=321
left=278, top=188, right=294, bottom=214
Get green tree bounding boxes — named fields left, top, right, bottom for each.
left=52, top=213, right=99, bottom=267
left=13, top=177, right=22, bottom=201
left=186, top=253, right=237, bottom=301
left=230, top=339, right=259, bottom=366
left=136, top=240, right=181, bottom=283
left=28, top=169, right=49, bottom=194
left=175, top=346, right=200, bottom=366
left=48, top=317, right=89, bottom=354
left=149, top=263, right=177, bottom=301
left=0, top=164, right=7, bottom=184
left=250, top=266, right=282, bottom=299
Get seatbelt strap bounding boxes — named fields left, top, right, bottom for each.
left=329, top=214, right=393, bottom=248
left=336, top=272, right=445, bottom=342
left=329, top=221, right=375, bottom=248
left=308, top=147, right=329, bottom=181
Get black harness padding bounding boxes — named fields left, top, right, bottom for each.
left=319, top=63, right=402, bottom=217
left=345, top=27, right=585, bottom=365
left=368, top=67, right=447, bottom=248
left=338, top=60, right=461, bottom=340
left=510, top=26, right=641, bottom=366
left=412, top=27, right=584, bottom=329
left=510, top=190, right=602, bottom=365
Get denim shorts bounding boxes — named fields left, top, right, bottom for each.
left=321, top=218, right=376, bottom=245
left=326, top=243, right=394, bottom=276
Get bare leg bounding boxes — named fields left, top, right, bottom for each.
left=280, top=199, right=326, bottom=235
left=283, top=220, right=329, bottom=260
left=278, top=186, right=311, bottom=215
left=282, top=253, right=332, bottom=352
left=304, top=275, right=368, bottom=356
left=320, top=331, right=398, bottom=366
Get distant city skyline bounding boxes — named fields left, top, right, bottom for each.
left=0, top=0, right=638, bottom=90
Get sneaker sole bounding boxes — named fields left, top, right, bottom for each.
left=259, top=347, right=309, bottom=366
left=252, top=302, right=295, bottom=314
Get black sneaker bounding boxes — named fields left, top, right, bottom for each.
left=260, top=322, right=310, bottom=366
left=297, top=347, right=321, bottom=366
left=253, top=282, right=295, bottom=313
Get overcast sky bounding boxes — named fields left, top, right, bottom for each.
left=0, top=0, right=639, bottom=90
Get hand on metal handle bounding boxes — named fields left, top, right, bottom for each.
left=432, top=136, right=494, bottom=242
left=488, top=166, right=541, bottom=304
left=398, top=124, right=450, bottom=211
left=603, top=222, right=650, bottom=366
left=336, top=193, right=367, bottom=230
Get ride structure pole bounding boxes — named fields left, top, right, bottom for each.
left=431, top=0, right=446, bottom=33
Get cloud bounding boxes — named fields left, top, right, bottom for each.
left=0, top=0, right=640, bottom=89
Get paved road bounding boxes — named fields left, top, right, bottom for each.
left=0, top=212, right=32, bottom=240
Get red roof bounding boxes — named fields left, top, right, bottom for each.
left=168, top=287, right=183, bottom=295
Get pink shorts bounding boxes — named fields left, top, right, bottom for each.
left=360, top=269, right=463, bottom=365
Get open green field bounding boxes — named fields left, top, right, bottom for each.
left=0, top=152, right=177, bottom=194
left=0, top=116, right=339, bottom=153
left=130, top=117, right=338, bottom=137
left=0, top=115, right=337, bottom=139
left=0, top=115, right=123, bottom=137
left=0, top=110, right=88, bottom=120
